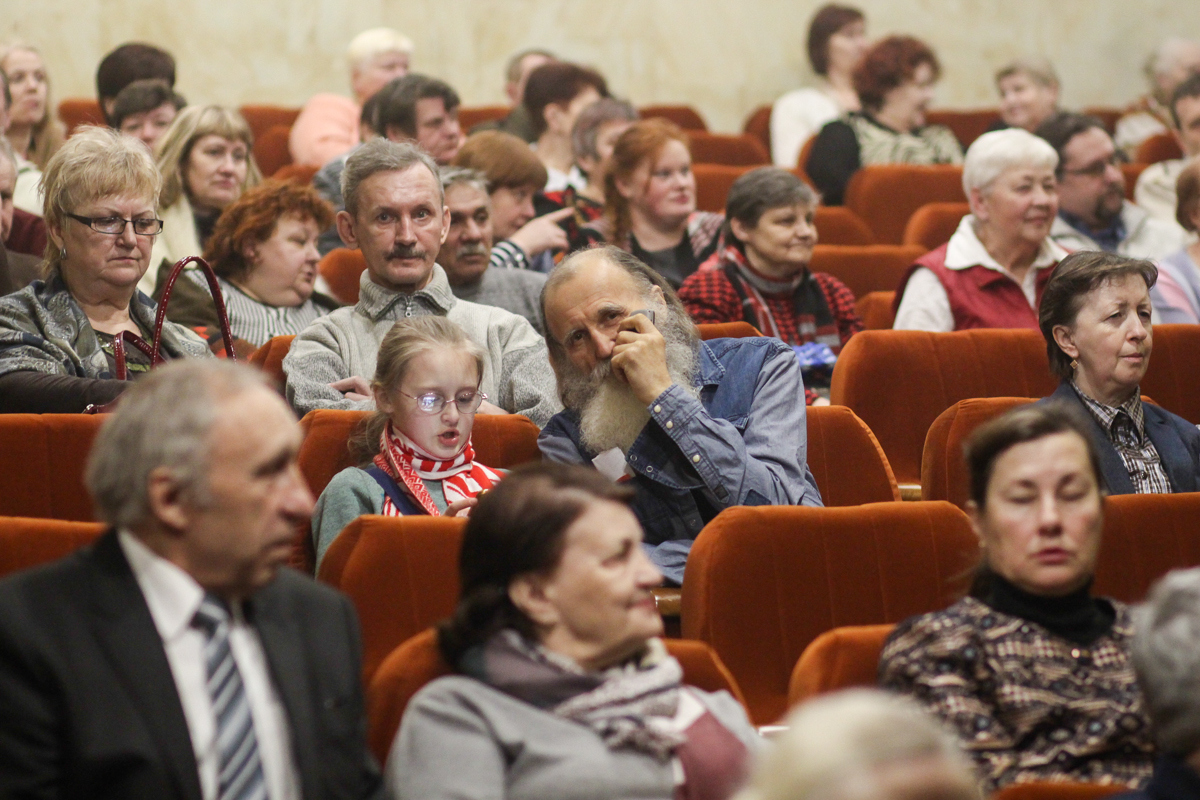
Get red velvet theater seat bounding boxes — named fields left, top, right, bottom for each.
left=0, top=414, right=106, bottom=521
left=0, top=516, right=106, bottom=578
left=787, top=624, right=895, bottom=706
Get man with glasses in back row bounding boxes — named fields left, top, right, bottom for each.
left=1038, top=111, right=1185, bottom=260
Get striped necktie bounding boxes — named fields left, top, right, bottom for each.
left=192, top=594, right=268, bottom=800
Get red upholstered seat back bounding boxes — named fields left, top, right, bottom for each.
left=1121, top=163, right=1147, bottom=197
left=855, top=291, right=896, bottom=330
left=787, top=624, right=895, bottom=706
left=681, top=502, right=977, bottom=724
left=687, top=132, right=770, bottom=166
left=0, top=516, right=106, bottom=578
left=692, top=163, right=754, bottom=212
left=57, top=98, right=105, bottom=134
left=640, top=105, right=708, bottom=131
left=1135, top=132, right=1183, bottom=164
left=813, top=207, right=876, bottom=246
left=830, top=329, right=1057, bottom=485
left=844, top=165, right=966, bottom=244
left=1141, top=324, right=1200, bottom=424
left=809, top=244, right=925, bottom=299
left=993, top=782, right=1124, bottom=800
left=696, top=321, right=761, bottom=340
left=902, top=202, right=971, bottom=251
left=921, top=397, right=1038, bottom=508
left=923, top=109, right=998, bottom=149
left=248, top=334, right=295, bottom=389
left=237, top=104, right=301, bottom=142
left=273, top=163, right=320, bottom=184
left=742, top=105, right=772, bottom=154
left=0, top=414, right=106, bottom=521
left=319, top=249, right=368, bottom=305
left=253, top=124, right=293, bottom=177
left=1094, top=492, right=1200, bottom=603
left=806, top=406, right=900, bottom=505
left=366, top=630, right=747, bottom=765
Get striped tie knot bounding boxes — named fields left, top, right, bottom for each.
left=192, top=594, right=232, bottom=638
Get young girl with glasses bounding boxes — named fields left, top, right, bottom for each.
left=311, top=316, right=503, bottom=567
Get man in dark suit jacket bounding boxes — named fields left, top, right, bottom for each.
left=0, top=360, right=384, bottom=800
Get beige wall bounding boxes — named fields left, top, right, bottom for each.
left=7, top=0, right=1200, bottom=133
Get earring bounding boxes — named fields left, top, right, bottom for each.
left=1070, top=359, right=1079, bottom=370
left=60, top=246, right=67, bottom=260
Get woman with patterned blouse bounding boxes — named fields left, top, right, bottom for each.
left=879, top=403, right=1155, bottom=793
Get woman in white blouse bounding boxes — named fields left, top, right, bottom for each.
left=770, top=4, right=868, bottom=168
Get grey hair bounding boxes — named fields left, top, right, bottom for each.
left=571, top=97, right=638, bottom=163
left=962, top=128, right=1059, bottom=197
left=734, top=690, right=979, bottom=800
left=85, top=360, right=272, bottom=530
left=994, top=57, right=1060, bottom=90
left=1148, top=37, right=1200, bottom=81
left=341, top=137, right=443, bottom=218
left=1132, top=568, right=1200, bottom=757
left=439, top=165, right=490, bottom=197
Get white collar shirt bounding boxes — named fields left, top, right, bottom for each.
left=118, top=531, right=302, bottom=800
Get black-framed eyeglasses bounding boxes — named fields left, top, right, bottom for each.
left=398, top=389, right=486, bottom=415
left=66, top=213, right=164, bottom=236
left=1063, top=151, right=1128, bottom=178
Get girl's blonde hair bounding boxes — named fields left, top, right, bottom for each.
left=0, top=43, right=65, bottom=170
left=350, top=317, right=486, bottom=463
left=154, top=104, right=262, bottom=209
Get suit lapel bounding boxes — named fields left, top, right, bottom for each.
left=1049, top=383, right=1135, bottom=495
left=1144, top=407, right=1193, bottom=492
left=87, top=532, right=204, bottom=800
left=250, top=582, right=321, bottom=798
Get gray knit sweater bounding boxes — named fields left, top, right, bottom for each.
left=282, top=265, right=561, bottom=426
left=451, top=267, right=547, bottom=336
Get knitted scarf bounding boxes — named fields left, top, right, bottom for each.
left=468, top=629, right=687, bottom=760
left=373, top=421, right=502, bottom=516
left=717, top=244, right=840, bottom=348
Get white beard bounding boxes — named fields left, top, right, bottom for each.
left=578, top=376, right=652, bottom=455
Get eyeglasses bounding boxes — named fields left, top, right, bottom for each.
left=1063, top=152, right=1128, bottom=178
left=398, top=389, right=486, bottom=415
left=66, top=213, right=164, bottom=236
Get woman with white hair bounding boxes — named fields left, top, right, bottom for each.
left=734, top=690, right=979, bottom=800
left=289, top=28, right=414, bottom=167
left=893, top=128, right=1067, bottom=331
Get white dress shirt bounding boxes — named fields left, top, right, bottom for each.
left=894, top=214, right=1067, bottom=332
left=118, top=532, right=302, bottom=800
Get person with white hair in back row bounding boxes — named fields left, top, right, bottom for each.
left=289, top=27, right=414, bottom=167
left=893, top=128, right=1068, bottom=332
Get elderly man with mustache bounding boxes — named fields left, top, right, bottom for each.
left=283, top=139, right=560, bottom=425
left=438, top=166, right=548, bottom=335
left=538, top=246, right=823, bottom=583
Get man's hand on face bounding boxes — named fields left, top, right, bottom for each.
left=330, top=376, right=372, bottom=402
left=611, top=312, right=674, bottom=406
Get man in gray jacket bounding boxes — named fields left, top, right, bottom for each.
left=283, top=139, right=560, bottom=426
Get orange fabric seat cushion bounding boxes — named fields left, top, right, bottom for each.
left=806, top=405, right=900, bottom=505
left=0, top=516, right=106, bottom=578
left=787, top=624, right=894, bottom=706
left=1094, top=492, right=1200, bottom=604
left=0, top=414, right=106, bottom=521
left=844, top=164, right=966, bottom=244
left=855, top=291, right=896, bottom=330
left=993, top=782, right=1125, bottom=800
left=809, top=244, right=926, bottom=299
left=921, top=397, right=1037, bottom=508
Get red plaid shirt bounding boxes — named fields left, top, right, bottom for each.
left=679, top=265, right=863, bottom=405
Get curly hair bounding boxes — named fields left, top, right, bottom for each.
left=203, top=179, right=334, bottom=282
left=853, top=35, right=941, bottom=113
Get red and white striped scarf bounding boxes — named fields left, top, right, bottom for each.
left=373, top=421, right=503, bottom=516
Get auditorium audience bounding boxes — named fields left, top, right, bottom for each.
left=0, top=127, right=210, bottom=413
left=153, top=179, right=339, bottom=349
left=0, top=43, right=64, bottom=172
left=579, top=119, right=723, bottom=288
left=894, top=128, right=1066, bottom=331
left=438, top=166, right=547, bottom=333
left=95, top=42, right=176, bottom=123
left=771, top=4, right=868, bottom=168
left=289, top=27, right=413, bottom=167
left=1040, top=112, right=1186, bottom=260
left=144, top=105, right=262, bottom=295
left=0, top=69, right=44, bottom=217
left=734, top=690, right=980, bottom=800
left=283, top=139, right=559, bottom=424
left=1134, top=73, right=1200, bottom=225
left=471, top=48, right=556, bottom=142
left=538, top=246, right=822, bottom=583
left=880, top=402, right=1155, bottom=793
left=1115, top=37, right=1200, bottom=158
left=311, top=316, right=502, bottom=565
left=991, top=58, right=1061, bottom=133
left=110, top=78, right=186, bottom=151
left=557, top=97, right=639, bottom=219
left=389, top=462, right=760, bottom=800
left=453, top=130, right=570, bottom=273
left=1115, top=569, right=1200, bottom=800
left=1038, top=250, right=1200, bottom=493
left=678, top=167, right=862, bottom=404
left=807, top=35, right=963, bottom=206
left=523, top=61, right=609, bottom=192
left=314, top=73, right=463, bottom=255
left=1152, top=158, right=1200, bottom=322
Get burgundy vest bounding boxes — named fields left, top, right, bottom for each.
left=894, top=243, right=1058, bottom=330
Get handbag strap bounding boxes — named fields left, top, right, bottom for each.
left=111, top=329, right=159, bottom=381
left=151, top=255, right=238, bottom=364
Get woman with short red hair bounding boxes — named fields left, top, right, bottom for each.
left=578, top=119, right=723, bottom=288
left=806, top=35, right=963, bottom=205
left=162, top=179, right=340, bottom=349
